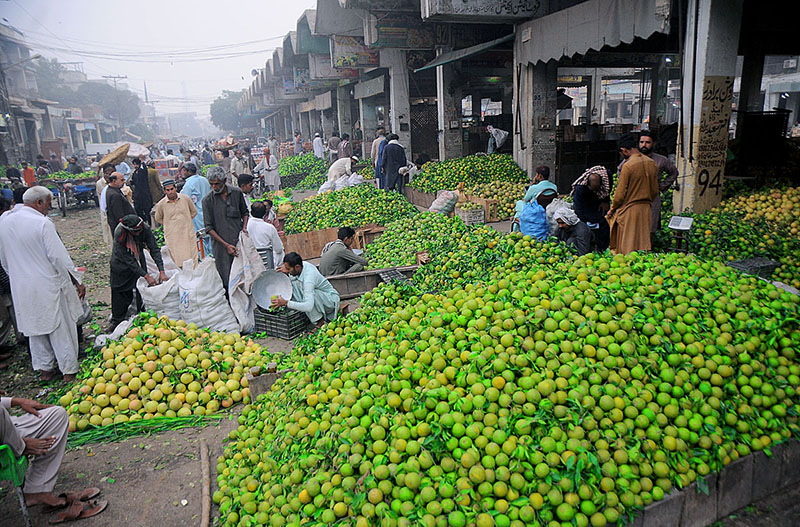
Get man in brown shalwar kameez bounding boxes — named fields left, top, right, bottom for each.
left=607, top=135, right=659, bottom=254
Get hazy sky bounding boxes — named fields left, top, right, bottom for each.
left=1, top=0, right=317, bottom=117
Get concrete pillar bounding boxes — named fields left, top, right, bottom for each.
left=436, top=48, right=463, bottom=161
left=532, top=61, right=558, bottom=184
left=359, top=97, right=378, bottom=159
left=289, top=105, right=298, bottom=136
left=675, top=0, right=743, bottom=213
left=381, top=49, right=412, bottom=160
left=321, top=108, right=335, bottom=139
left=336, top=86, right=353, bottom=139
left=590, top=71, right=604, bottom=124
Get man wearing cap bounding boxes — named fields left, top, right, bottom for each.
left=312, top=133, right=325, bottom=159
left=230, top=149, right=251, bottom=181
left=326, top=155, right=358, bottom=184
left=154, top=180, right=198, bottom=269
left=203, top=166, right=249, bottom=291
left=108, top=215, right=166, bottom=332
left=248, top=201, right=284, bottom=269
left=607, top=134, right=659, bottom=254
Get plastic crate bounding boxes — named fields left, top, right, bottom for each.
left=254, top=307, right=309, bottom=339
left=455, top=206, right=485, bottom=226
left=727, top=257, right=780, bottom=279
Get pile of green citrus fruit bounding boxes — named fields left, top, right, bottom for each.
left=466, top=182, right=528, bottom=220
left=658, top=187, right=800, bottom=289
left=153, top=225, right=164, bottom=247
left=43, top=170, right=96, bottom=182
left=409, top=154, right=527, bottom=194
left=58, top=314, right=284, bottom=432
left=278, top=153, right=327, bottom=190
left=364, top=212, right=468, bottom=269
left=284, top=185, right=419, bottom=234
left=216, top=224, right=800, bottom=527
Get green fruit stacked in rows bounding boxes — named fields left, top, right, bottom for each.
left=278, top=152, right=326, bottom=178
left=409, top=154, right=527, bottom=194
left=365, top=212, right=468, bottom=269
left=284, top=185, right=418, bottom=234
left=215, top=230, right=800, bottom=527
left=58, top=314, right=287, bottom=432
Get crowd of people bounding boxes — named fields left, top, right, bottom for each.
left=514, top=131, right=677, bottom=256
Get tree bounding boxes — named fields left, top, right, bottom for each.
left=210, top=90, right=244, bottom=132
left=33, top=57, right=65, bottom=102
left=32, top=58, right=140, bottom=125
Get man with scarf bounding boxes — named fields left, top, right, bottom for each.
left=129, top=158, right=154, bottom=225
left=554, top=207, right=593, bottom=255
left=572, top=166, right=611, bottom=251
left=203, top=166, right=249, bottom=292
left=108, top=215, right=167, bottom=333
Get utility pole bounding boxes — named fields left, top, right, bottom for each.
left=103, top=75, right=127, bottom=140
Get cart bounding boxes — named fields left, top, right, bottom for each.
left=40, top=176, right=98, bottom=217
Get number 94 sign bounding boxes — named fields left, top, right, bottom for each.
left=697, top=169, right=722, bottom=196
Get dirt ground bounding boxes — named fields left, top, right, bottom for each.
left=1, top=206, right=799, bottom=526
left=0, top=207, right=298, bottom=525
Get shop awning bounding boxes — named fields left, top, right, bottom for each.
left=515, top=0, right=671, bottom=65
left=414, top=34, right=514, bottom=73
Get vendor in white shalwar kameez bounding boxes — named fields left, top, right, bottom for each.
left=254, top=147, right=280, bottom=192
left=326, top=156, right=358, bottom=183
left=0, top=187, right=86, bottom=382
left=248, top=201, right=284, bottom=268
left=272, top=252, right=340, bottom=326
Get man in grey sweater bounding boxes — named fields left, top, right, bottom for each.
left=319, top=227, right=368, bottom=276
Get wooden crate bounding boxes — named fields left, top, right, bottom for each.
left=464, top=194, right=500, bottom=223
left=325, top=265, right=419, bottom=300
left=281, top=227, right=363, bottom=259
left=403, top=187, right=437, bottom=208
left=356, top=224, right=386, bottom=247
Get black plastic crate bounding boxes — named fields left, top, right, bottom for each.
left=727, top=257, right=780, bottom=279
left=254, top=307, right=309, bottom=339
left=280, top=172, right=306, bottom=189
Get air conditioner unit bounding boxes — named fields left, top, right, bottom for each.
left=784, top=59, right=797, bottom=69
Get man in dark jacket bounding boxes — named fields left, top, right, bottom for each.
left=380, top=134, right=408, bottom=193
left=129, top=158, right=154, bottom=225
left=105, top=172, right=136, bottom=232
left=108, top=214, right=166, bottom=332
left=553, top=207, right=594, bottom=256
left=572, top=171, right=610, bottom=251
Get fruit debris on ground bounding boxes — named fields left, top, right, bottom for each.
left=215, top=226, right=800, bottom=527
left=284, top=185, right=419, bottom=234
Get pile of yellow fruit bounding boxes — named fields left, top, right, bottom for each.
left=466, top=181, right=528, bottom=220
left=59, top=315, right=275, bottom=431
left=716, top=186, right=800, bottom=234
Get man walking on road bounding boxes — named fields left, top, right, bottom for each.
left=180, top=163, right=212, bottom=258
left=0, top=187, right=85, bottom=382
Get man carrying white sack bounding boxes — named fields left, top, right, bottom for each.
left=0, top=186, right=86, bottom=383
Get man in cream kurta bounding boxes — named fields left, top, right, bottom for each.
left=0, top=187, right=85, bottom=381
left=272, top=252, right=340, bottom=326
left=154, top=180, right=198, bottom=269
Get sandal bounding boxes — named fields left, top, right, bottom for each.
left=43, top=488, right=101, bottom=512
left=48, top=499, right=107, bottom=524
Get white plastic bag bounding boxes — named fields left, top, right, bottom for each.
left=348, top=173, right=366, bottom=186
left=429, top=190, right=458, bottom=214
left=334, top=175, right=350, bottom=191
left=229, top=232, right=266, bottom=333
left=137, top=258, right=239, bottom=332
left=318, top=179, right=336, bottom=193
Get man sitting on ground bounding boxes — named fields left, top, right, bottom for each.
left=247, top=201, right=284, bottom=268
left=0, top=391, right=106, bottom=521
left=554, top=207, right=593, bottom=256
left=320, top=227, right=368, bottom=276
left=272, top=252, right=340, bottom=327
